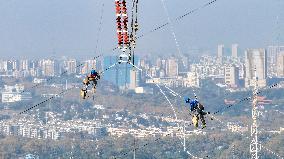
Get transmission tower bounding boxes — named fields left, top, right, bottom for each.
left=250, top=67, right=261, bottom=159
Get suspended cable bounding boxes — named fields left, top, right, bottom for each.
left=209, top=115, right=283, bottom=159
left=129, top=62, right=201, bottom=158
left=5, top=54, right=103, bottom=103
left=19, top=86, right=75, bottom=115
left=17, top=61, right=120, bottom=115
left=160, top=0, right=182, bottom=56
left=7, top=0, right=217, bottom=103
left=212, top=83, right=279, bottom=115
left=94, top=2, right=105, bottom=57
left=137, top=0, right=218, bottom=40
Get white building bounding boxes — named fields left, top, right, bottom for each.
left=41, top=59, right=55, bottom=76
left=135, top=87, right=153, bottom=94
left=277, top=51, right=284, bottom=77
left=33, top=78, right=47, bottom=84
left=224, top=65, right=239, bottom=88
left=65, top=59, right=77, bottom=74
left=1, top=84, right=32, bottom=103
left=232, top=44, right=238, bottom=58
left=245, top=49, right=267, bottom=88
left=44, top=129, right=61, bottom=140
left=217, top=44, right=224, bottom=63
left=129, top=69, right=140, bottom=90
left=183, top=72, right=200, bottom=87
left=166, top=58, right=178, bottom=77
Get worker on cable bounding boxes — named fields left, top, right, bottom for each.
left=185, top=97, right=209, bottom=129
left=80, top=69, right=101, bottom=99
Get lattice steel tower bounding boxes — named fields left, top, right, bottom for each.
left=250, top=67, right=261, bottom=159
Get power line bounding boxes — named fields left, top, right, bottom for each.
left=160, top=0, right=182, bottom=56
left=209, top=115, right=283, bottom=159
left=5, top=55, right=103, bottom=103
left=7, top=0, right=219, bottom=102
left=94, top=2, right=105, bottom=56
left=18, top=61, right=120, bottom=115
left=19, top=86, right=75, bottom=115
left=137, top=0, right=218, bottom=40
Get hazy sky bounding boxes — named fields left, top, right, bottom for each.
left=0, top=0, right=283, bottom=59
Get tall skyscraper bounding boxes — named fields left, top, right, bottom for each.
left=7, top=60, right=13, bottom=71
left=65, top=59, right=77, bottom=74
left=178, top=56, right=189, bottom=73
left=232, top=44, right=238, bottom=58
left=156, top=58, right=162, bottom=68
left=81, top=59, right=96, bottom=75
left=166, top=58, right=178, bottom=77
left=12, top=60, right=18, bottom=71
left=224, top=65, right=239, bottom=88
left=41, top=59, right=55, bottom=77
left=267, top=46, right=284, bottom=63
left=267, top=45, right=284, bottom=76
left=217, top=44, right=224, bottom=63
left=218, top=44, right=224, bottom=58
left=276, top=51, right=284, bottom=77
left=19, top=60, right=29, bottom=71
left=129, top=69, right=140, bottom=90
left=0, top=60, right=7, bottom=72
left=103, top=56, right=139, bottom=88
left=245, top=49, right=267, bottom=88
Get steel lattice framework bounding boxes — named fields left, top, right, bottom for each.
left=250, top=68, right=261, bottom=159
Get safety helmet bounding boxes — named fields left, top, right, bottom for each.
left=91, top=69, right=96, bottom=75
left=184, top=97, right=190, bottom=103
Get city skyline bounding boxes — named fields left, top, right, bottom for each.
left=1, top=45, right=284, bottom=91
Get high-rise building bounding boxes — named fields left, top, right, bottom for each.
left=0, top=60, right=7, bottom=72
left=41, top=59, right=55, bottom=77
left=7, top=60, right=13, bottom=71
left=276, top=51, right=284, bottom=77
left=178, top=56, right=189, bottom=73
left=12, top=60, right=18, bottom=71
left=156, top=58, right=162, bottom=68
left=29, top=60, right=39, bottom=77
left=217, top=44, right=224, bottom=63
left=103, top=56, right=139, bottom=88
left=232, top=44, right=238, bottom=58
left=19, top=60, right=29, bottom=71
left=267, top=46, right=284, bottom=63
left=267, top=46, right=284, bottom=76
left=183, top=72, right=200, bottom=87
left=218, top=44, right=224, bottom=58
left=86, top=60, right=96, bottom=73
left=81, top=59, right=96, bottom=75
left=245, top=49, right=267, bottom=88
left=96, top=60, right=103, bottom=72
left=65, top=59, right=77, bottom=74
left=129, top=69, right=140, bottom=90
left=166, top=58, right=178, bottom=77
left=224, top=65, right=239, bottom=88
